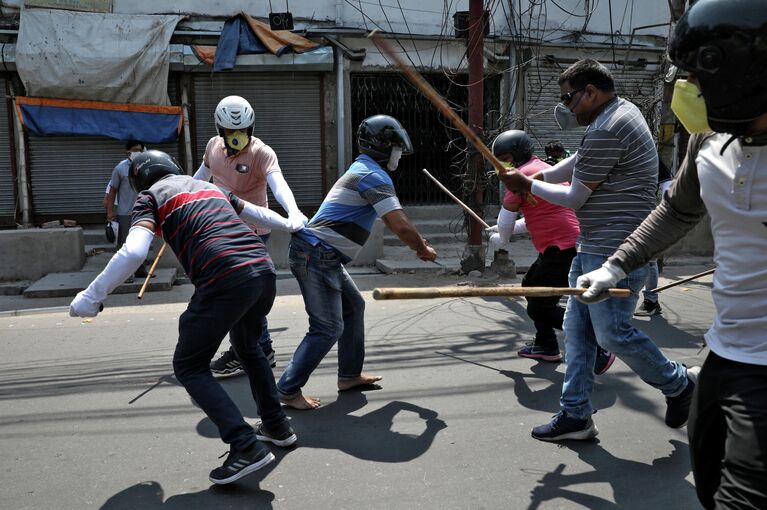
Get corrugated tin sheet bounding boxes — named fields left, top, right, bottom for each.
left=523, top=60, right=663, bottom=157
left=0, top=79, right=14, bottom=220
left=27, top=80, right=180, bottom=216
left=192, top=73, right=323, bottom=209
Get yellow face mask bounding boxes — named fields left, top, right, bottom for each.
left=671, top=80, right=712, bottom=134
left=224, top=130, right=249, bottom=151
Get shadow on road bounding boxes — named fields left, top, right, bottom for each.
left=99, top=480, right=275, bottom=510
left=526, top=439, right=697, bottom=509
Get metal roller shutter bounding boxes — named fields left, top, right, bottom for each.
left=0, top=79, right=14, bottom=221
left=27, top=79, right=181, bottom=217
left=192, top=73, right=323, bottom=209
left=524, top=59, right=663, bottom=157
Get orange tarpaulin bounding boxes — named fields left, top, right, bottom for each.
left=240, top=12, right=319, bottom=55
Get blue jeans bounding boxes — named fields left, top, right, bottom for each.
left=560, top=252, right=687, bottom=420
left=642, top=260, right=659, bottom=303
left=277, top=235, right=366, bottom=399
left=174, top=274, right=287, bottom=451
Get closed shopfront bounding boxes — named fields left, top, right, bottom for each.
left=0, top=79, right=14, bottom=225
left=26, top=79, right=181, bottom=221
left=191, top=72, right=324, bottom=210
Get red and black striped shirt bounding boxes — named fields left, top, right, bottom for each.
left=132, top=175, right=275, bottom=289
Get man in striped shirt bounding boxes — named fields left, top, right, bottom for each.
left=500, top=59, right=696, bottom=441
left=277, top=115, right=437, bottom=410
left=69, top=151, right=305, bottom=484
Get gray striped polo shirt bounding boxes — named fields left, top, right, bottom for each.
left=574, top=97, right=657, bottom=255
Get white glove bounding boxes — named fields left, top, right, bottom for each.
left=285, top=215, right=307, bottom=232
left=69, top=290, right=103, bottom=317
left=289, top=212, right=309, bottom=228
left=576, top=261, right=627, bottom=303
left=488, top=232, right=508, bottom=251
left=485, top=225, right=498, bottom=234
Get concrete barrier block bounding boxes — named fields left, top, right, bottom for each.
left=0, top=227, right=85, bottom=281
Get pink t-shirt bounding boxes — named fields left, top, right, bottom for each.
left=504, top=156, right=580, bottom=253
left=203, top=136, right=281, bottom=235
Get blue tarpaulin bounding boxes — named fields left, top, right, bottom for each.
left=16, top=97, right=183, bottom=143
left=213, top=15, right=269, bottom=71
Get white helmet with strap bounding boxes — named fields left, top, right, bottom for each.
left=214, top=95, right=255, bottom=132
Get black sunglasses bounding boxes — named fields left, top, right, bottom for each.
left=560, top=87, right=586, bottom=105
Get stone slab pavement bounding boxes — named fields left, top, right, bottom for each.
left=0, top=265, right=714, bottom=509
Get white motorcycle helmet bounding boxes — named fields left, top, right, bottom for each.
left=214, top=96, right=255, bottom=150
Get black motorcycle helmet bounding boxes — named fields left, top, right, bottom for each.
left=357, top=115, right=414, bottom=162
left=668, top=0, right=767, bottom=134
left=129, top=150, right=184, bottom=192
left=491, top=130, right=534, bottom=166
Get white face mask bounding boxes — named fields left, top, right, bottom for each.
left=554, top=103, right=580, bottom=130
left=387, top=146, right=403, bottom=172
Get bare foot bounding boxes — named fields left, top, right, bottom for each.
left=280, top=394, right=321, bottom=410
left=338, top=373, right=383, bottom=391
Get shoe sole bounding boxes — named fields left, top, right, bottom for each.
left=531, top=423, right=599, bottom=442
left=211, top=368, right=246, bottom=379
left=594, top=353, right=617, bottom=375
left=519, top=351, right=563, bottom=362
left=256, top=431, right=298, bottom=447
left=209, top=452, right=275, bottom=485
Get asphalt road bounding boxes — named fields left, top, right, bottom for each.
left=0, top=268, right=713, bottom=509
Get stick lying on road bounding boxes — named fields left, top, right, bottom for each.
left=373, top=286, right=631, bottom=300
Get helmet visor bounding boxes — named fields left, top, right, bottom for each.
left=391, top=127, right=414, bottom=155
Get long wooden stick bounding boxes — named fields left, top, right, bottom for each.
left=373, top=286, right=631, bottom=300
left=369, top=32, right=507, bottom=176
left=422, top=169, right=490, bottom=229
left=137, top=243, right=167, bottom=299
left=650, top=267, right=714, bottom=293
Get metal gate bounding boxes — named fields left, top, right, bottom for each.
left=524, top=57, right=663, bottom=157
left=27, top=78, right=181, bottom=219
left=191, top=73, right=324, bottom=210
left=0, top=79, right=14, bottom=224
left=351, top=72, right=500, bottom=205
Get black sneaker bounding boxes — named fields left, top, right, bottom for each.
left=665, top=366, right=700, bottom=428
left=531, top=411, right=599, bottom=442
left=593, top=347, right=616, bottom=375
left=635, top=299, right=662, bottom=317
left=210, top=349, right=244, bottom=378
left=518, top=343, right=562, bottom=362
left=265, top=349, right=276, bottom=369
left=208, top=442, right=275, bottom=485
left=255, top=420, right=297, bottom=447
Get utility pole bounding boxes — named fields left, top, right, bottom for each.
left=462, top=0, right=486, bottom=273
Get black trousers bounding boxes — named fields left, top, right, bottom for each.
left=688, top=351, right=767, bottom=509
left=174, top=273, right=287, bottom=451
left=521, top=246, right=576, bottom=347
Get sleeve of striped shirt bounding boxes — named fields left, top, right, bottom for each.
left=131, top=191, right=159, bottom=227
left=609, top=133, right=711, bottom=273
left=573, top=129, right=624, bottom=183
left=358, top=172, right=402, bottom=217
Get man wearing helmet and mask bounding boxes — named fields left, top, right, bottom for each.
left=577, top=0, right=767, bottom=507
left=277, top=115, right=436, bottom=409
left=195, top=95, right=307, bottom=378
left=488, top=130, right=615, bottom=373
left=70, top=151, right=304, bottom=485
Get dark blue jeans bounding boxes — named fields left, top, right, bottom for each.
left=174, top=274, right=286, bottom=450
left=277, top=235, right=366, bottom=399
